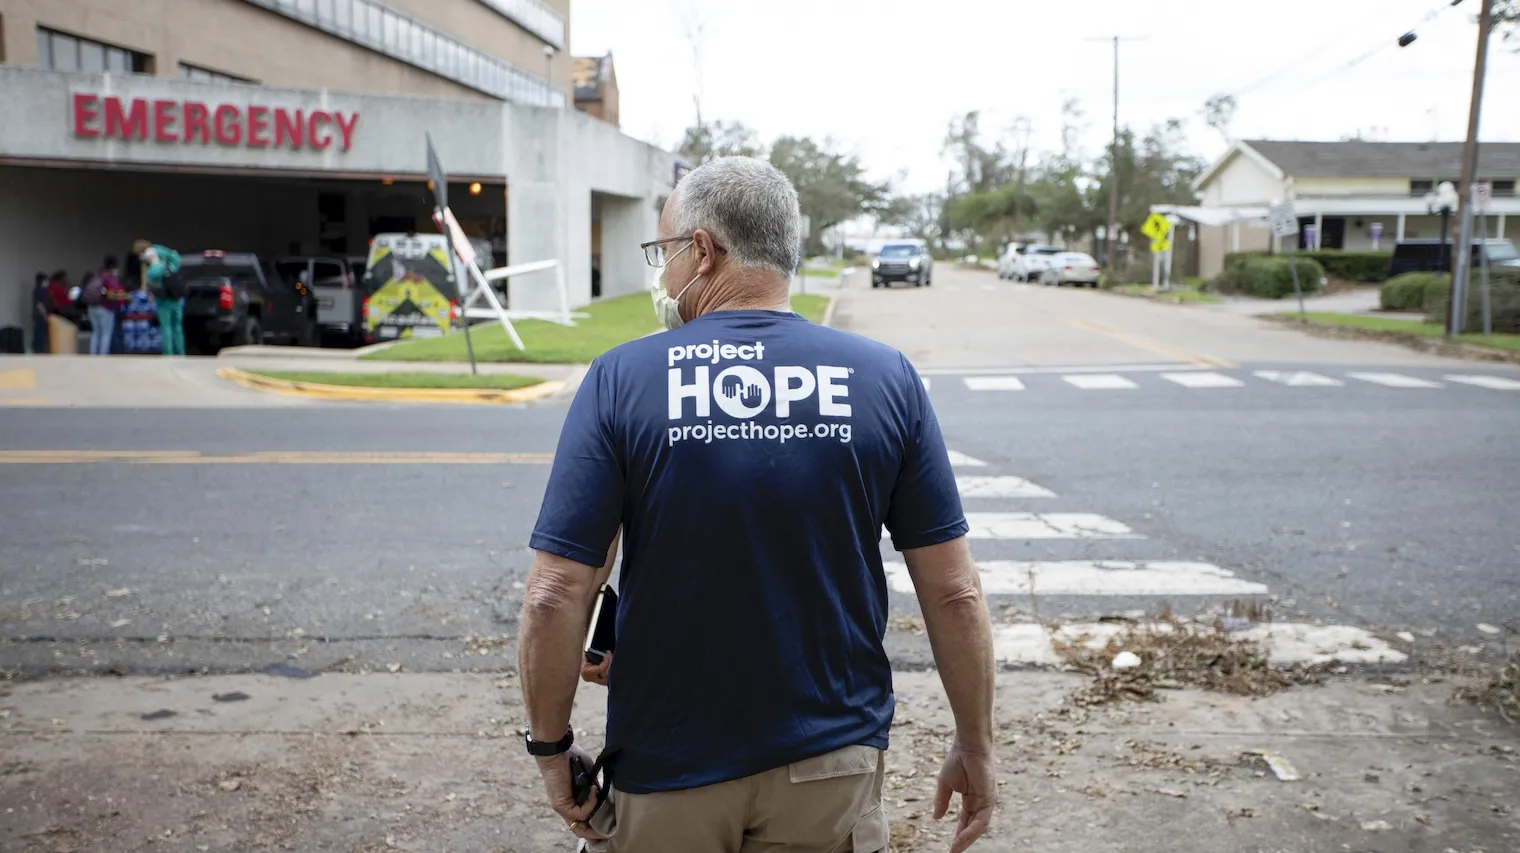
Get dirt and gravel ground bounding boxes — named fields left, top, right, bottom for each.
left=3, top=665, right=1517, bottom=853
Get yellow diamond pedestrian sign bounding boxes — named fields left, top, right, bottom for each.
left=1150, top=237, right=1172, bottom=254
left=1141, top=212, right=1172, bottom=241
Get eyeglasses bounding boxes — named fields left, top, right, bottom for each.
left=640, top=235, right=727, bottom=268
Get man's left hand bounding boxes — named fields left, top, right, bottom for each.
left=536, top=745, right=605, bottom=841
left=581, top=653, right=612, bottom=686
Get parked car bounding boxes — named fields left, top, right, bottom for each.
left=277, top=256, right=362, bottom=346
left=996, top=244, right=1021, bottom=279
left=180, top=251, right=318, bottom=352
left=871, top=240, right=933, bottom=288
left=1388, top=238, right=1520, bottom=277
left=1039, top=252, right=1102, bottom=287
left=1013, top=245, right=1063, bottom=282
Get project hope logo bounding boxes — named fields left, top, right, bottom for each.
left=666, top=340, right=853, bottom=446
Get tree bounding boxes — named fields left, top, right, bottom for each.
left=1089, top=119, right=1204, bottom=260
left=768, top=136, right=888, bottom=254
left=677, top=120, right=765, bottom=167
left=1203, top=94, right=1236, bottom=143
left=879, top=194, right=943, bottom=245
left=1497, top=0, right=1519, bottom=43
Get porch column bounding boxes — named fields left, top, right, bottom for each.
left=1313, top=213, right=1324, bottom=250
left=1499, top=214, right=1507, bottom=239
left=1396, top=213, right=1407, bottom=242
left=1231, top=222, right=1240, bottom=252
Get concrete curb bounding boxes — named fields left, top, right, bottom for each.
left=1263, top=316, right=1520, bottom=365
left=216, top=367, right=566, bottom=405
left=820, top=293, right=840, bottom=328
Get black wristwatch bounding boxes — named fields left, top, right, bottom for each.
left=524, top=724, right=574, bottom=757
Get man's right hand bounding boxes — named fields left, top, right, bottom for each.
left=933, top=739, right=996, bottom=853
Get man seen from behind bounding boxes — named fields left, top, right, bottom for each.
left=517, top=156, right=997, bottom=853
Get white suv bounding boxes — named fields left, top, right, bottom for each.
left=1013, top=245, right=1063, bottom=282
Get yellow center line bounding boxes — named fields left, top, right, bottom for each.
left=1064, top=319, right=1236, bottom=369
left=0, top=451, right=554, bottom=465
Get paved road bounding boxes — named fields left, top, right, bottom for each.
left=2, top=264, right=1517, bottom=678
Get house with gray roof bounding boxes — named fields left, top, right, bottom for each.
left=1177, top=139, right=1520, bottom=278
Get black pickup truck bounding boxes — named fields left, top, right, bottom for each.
left=180, top=250, right=318, bottom=352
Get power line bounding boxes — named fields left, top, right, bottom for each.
left=1221, top=0, right=1458, bottom=100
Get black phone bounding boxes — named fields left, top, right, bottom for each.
left=570, top=753, right=596, bottom=807
left=584, top=585, right=618, bottom=665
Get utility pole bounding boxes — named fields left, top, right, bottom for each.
left=1448, top=0, right=1496, bottom=337
left=1088, top=35, right=1146, bottom=270
left=1011, top=117, right=1032, bottom=238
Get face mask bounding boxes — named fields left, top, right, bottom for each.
left=650, top=241, right=701, bottom=331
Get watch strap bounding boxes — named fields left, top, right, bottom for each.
left=525, top=724, right=574, bottom=757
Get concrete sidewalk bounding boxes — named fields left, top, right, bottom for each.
left=3, top=670, right=1515, bottom=853
left=0, top=354, right=586, bottom=408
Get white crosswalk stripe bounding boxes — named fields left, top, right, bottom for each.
left=884, top=560, right=1267, bottom=596
left=965, top=512, right=1139, bottom=539
left=1347, top=372, right=1442, bottom=389
left=1445, top=374, right=1520, bottom=390
left=1254, top=370, right=1344, bottom=387
left=903, top=456, right=1409, bottom=668
left=955, top=476, right=1055, bottom=499
left=1062, top=373, right=1138, bottom=390
left=963, top=376, right=1026, bottom=391
left=1162, top=371, right=1244, bottom=388
left=992, top=623, right=1406, bottom=667
left=946, top=450, right=987, bottom=467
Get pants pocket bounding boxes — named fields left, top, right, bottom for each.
left=850, top=804, right=888, bottom=853
left=584, top=785, right=618, bottom=851
left=788, top=745, right=881, bottom=783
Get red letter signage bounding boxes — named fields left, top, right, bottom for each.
left=71, top=95, right=357, bottom=153
left=104, top=97, right=149, bottom=140
left=72, top=94, right=101, bottom=138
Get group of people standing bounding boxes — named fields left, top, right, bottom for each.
left=30, top=240, right=186, bottom=356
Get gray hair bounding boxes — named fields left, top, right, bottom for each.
left=672, top=156, right=801, bottom=276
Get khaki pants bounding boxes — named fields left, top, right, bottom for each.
left=586, top=745, right=888, bottom=853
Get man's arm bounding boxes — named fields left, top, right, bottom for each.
left=902, top=534, right=996, bottom=853
left=518, top=548, right=605, bottom=741
left=902, top=535, right=993, bottom=748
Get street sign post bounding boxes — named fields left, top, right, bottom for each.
left=1268, top=203, right=1306, bottom=320
left=1475, top=183, right=1494, bottom=336
left=425, top=134, right=474, bottom=373
left=1142, top=213, right=1173, bottom=289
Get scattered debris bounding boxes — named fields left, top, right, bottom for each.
left=1053, top=613, right=1328, bottom=704
left=1364, top=772, right=1381, bottom=783
left=1154, top=787, right=1187, bottom=798
left=261, top=663, right=317, bottom=679
left=1244, top=750, right=1301, bottom=782
left=386, top=663, right=403, bottom=673
left=217, top=779, right=241, bottom=792
left=1360, top=819, right=1392, bottom=831
left=462, top=635, right=512, bottom=656
left=1111, top=651, right=1142, bottom=670
left=76, top=558, right=108, bottom=567
left=888, top=615, right=926, bottom=634
left=211, top=692, right=250, bottom=703
left=1476, top=623, right=1502, bottom=636
left=1457, top=649, right=1519, bottom=723
left=1396, top=631, right=1416, bottom=643
left=103, top=588, right=135, bottom=598
left=140, top=709, right=177, bottom=721
left=109, top=619, right=131, bottom=629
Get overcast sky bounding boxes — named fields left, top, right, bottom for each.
left=570, top=0, right=1520, bottom=195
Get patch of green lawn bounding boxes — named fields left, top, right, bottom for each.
left=250, top=371, right=544, bottom=389
left=1114, top=284, right=1220, bottom=304
left=367, top=291, right=835, bottom=364
left=1286, top=312, right=1520, bottom=352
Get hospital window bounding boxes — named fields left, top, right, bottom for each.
left=37, top=27, right=151, bottom=74
left=179, top=62, right=256, bottom=84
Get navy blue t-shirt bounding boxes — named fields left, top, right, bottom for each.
left=528, top=309, right=967, bottom=794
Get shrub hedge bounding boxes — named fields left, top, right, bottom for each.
left=1224, top=250, right=1392, bottom=283
left=1380, top=272, right=1448, bottom=311
left=1423, top=269, right=1520, bottom=333
left=1213, top=256, right=1326, bottom=299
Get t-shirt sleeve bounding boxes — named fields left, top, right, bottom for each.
left=884, top=355, right=969, bottom=551
left=528, top=359, right=624, bottom=568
